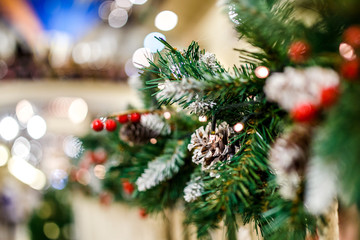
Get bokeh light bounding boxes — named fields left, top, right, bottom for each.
left=43, top=222, right=60, bottom=240
left=98, top=1, right=113, bottom=20
left=27, top=115, right=47, bottom=140
left=125, top=59, right=139, bottom=77
left=108, top=8, right=128, bottom=28
left=233, top=122, right=244, bottom=132
left=339, top=42, right=356, bottom=61
left=76, top=169, right=91, bottom=185
left=0, top=116, right=19, bottom=141
left=116, top=0, right=133, bottom=11
left=0, top=145, right=10, bottom=166
left=144, top=32, right=166, bottom=53
left=11, top=137, right=31, bottom=159
left=198, top=116, right=207, bottom=122
left=132, top=48, right=153, bottom=68
left=68, top=98, right=88, bottom=124
left=94, top=164, right=106, bottom=179
left=50, top=169, right=68, bottom=190
left=254, top=66, right=270, bottom=79
left=8, top=156, right=46, bottom=190
left=163, top=112, right=171, bottom=119
left=155, top=11, right=178, bottom=31
left=16, top=99, right=34, bottom=124
left=72, top=43, right=91, bottom=64
left=129, top=0, right=147, bottom=5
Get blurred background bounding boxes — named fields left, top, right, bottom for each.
left=0, top=0, right=248, bottom=239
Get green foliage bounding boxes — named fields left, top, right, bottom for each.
left=28, top=190, right=73, bottom=240
left=136, top=139, right=190, bottom=191
left=315, top=82, right=360, bottom=206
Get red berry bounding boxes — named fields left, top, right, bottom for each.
left=105, top=119, right=117, bottom=131
left=122, top=180, right=135, bottom=195
left=99, top=192, right=113, bottom=206
left=343, top=25, right=360, bottom=49
left=118, top=114, right=129, bottom=124
left=288, top=41, right=311, bottom=63
left=341, top=60, right=359, bottom=80
left=91, top=148, right=107, bottom=164
left=139, top=208, right=148, bottom=218
left=320, top=86, right=340, bottom=107
left=130, top=113, right=141, bottom=123
left=91, top=119, right=104, bottom=131
left=291, top=103, right=318, bottom=122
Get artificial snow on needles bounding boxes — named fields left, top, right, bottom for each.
left=264, top=67, right=340, bottom=111
left=188, top=99, right=216, bottom=115
left=200, top=52, right=219, bottom=71
left=184, top=176, right=204, bottom=202
left=156, top=77, right=204, bottom=103
left=141, top=113, right=171, bottom=136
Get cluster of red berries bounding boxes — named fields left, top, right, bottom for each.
left=91, top=112, right=142, bottom=132
left=291, top=85, right=340, bottom=123
left=341, top=25, right=360, bottom=80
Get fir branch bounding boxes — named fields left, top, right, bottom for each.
left=226, top=0, right=305, bottom=65
left=136, top=139, right=189, bottom=191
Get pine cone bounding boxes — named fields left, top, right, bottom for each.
left=188, top=122, right=240, bottom=171
left=119, top=114, right=170, bottom=145
left=269, top=124, right=313, bottom=200
left=120, top=122, right=159, bottom=145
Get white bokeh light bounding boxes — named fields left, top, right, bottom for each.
left=0, top=116, right=19, bottom=141
left=68, top=98, right=88, bottom=124
left=198, top=116, right=207, bottom=122
left=72, top=43, right=91, bottom=64
left=254, top=66, right=270, bottom=79
left=116, top=0, right=133, bottom=10
left=27, top=115, right=47, bottom=140
left=233, top=122, right=244, bottom=132
left=12, top=137, right=31, bottom=159
left=108, top=8, right=128, bottom=28
left=144, top=32, right=166, bottom=53
left=125, top=58, right=139, bottom=76
left=132, top=48, right=153, bottom=68
left=129, top=0, right=147, bottom=5
left=98, top=1, right=113, bottom=20
left=155, top=11, right=178, bottom=31
left=8, top=156, right=46, bottom=190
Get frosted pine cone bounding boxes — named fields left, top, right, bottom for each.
left=269, top=125, right=312, bottom=200
left=188, top=122, right=240, bottom=171
left=264, top=67, right=340, bottom=111
left=120, top=114, right=170, bottom=145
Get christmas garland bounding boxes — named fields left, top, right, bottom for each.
left=70, top=0, right=360, bottom=239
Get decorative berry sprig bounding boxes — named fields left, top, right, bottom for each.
left=91, top=110, right=169, bottom=132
